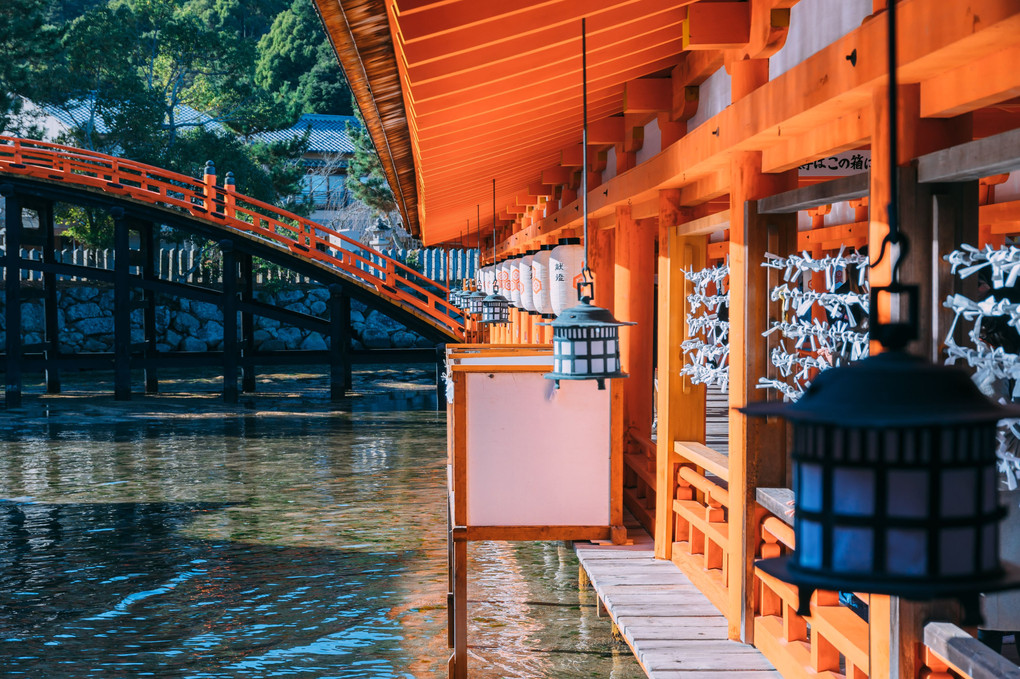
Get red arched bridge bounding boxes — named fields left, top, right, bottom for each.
left=0, top=136, right=466, bottom=406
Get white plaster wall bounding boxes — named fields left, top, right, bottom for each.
left=769, top=0, right=872, bottom=80
left=996, top=172, right=1020, bottom=202
left=636, top=117, right=662, bottom=164
left=688, top=67, right=732, bottom=133
left=603, top=145, right=617, bottom=182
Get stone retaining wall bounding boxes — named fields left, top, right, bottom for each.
left=0, top=284, right=436, bottom=354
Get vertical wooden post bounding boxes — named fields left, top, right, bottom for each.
left=614, top=204, right=656, bottom=451
left=590, top=227, right=615, bottom=312
left=3, top=186, right=23, bottom=408
left=727, top=150, right=797, bottom=642
left=449, top=371, right=468, bottom=678
left=41, top=201, right=60, bottom=394
left=933, top=181, right=980, bottom=355
left=140, top=222, right=158, bottom=394
left=239, top=252, right=256, bottom=393
left=221, top=240, right=238, bottom=404
left=112, top=207, right=131, bottom=401
left=655, top=188, right=708, bottom=560
left=329, top=284, right=352, bottom=400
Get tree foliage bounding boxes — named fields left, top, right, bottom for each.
left=255, top=0, right=352, bottom=118
left=0, top=0, right=58, bottom=135
left=345, top=105, right=396, bottom=217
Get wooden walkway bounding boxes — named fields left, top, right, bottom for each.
left=576, top=518, right=779, bottom=679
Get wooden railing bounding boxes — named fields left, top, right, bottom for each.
left=0, top=136, right=465, bottom=340
left=623, top=431, right=657, bottom=533
left=753, top=488, right=872, bottom=679
left=668, top=440, right=731, bottom=615
left=922, top=622, right=1020, bottom=679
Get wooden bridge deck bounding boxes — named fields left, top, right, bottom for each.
left=576, top=518, right=779, bottom=679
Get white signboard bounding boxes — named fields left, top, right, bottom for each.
left=464, top=371, right=611, bottom=527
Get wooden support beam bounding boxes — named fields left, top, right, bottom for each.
left=624, top=78, right=672, bottom=113
left=934, top=182, right=980, bottom=363
left=588, top=117, right=626, bottom=145
left=924, top=622, right=1020, bottom=679
left=672, top=85, right=700, bottom=122
left=112, top=208, right=131, bottom=401
left=240, top=252, right=256, bottom=393
left=140, top=221, right=158, bottom=394
left=330, top=284, right=352, bottom=399
left=758, top=172, right=870, bottom=214
left=917, top=126, right=1020, bottom=184
left=727, top=150, right=796, bottom=643
left=542, top=166, right=574, bottom=186
left=221, top=240, right=239, bottom=404
left=683, top=2, right=750, bottom=50
left=41, top=201, right=60, bottom=395
left=3, top=187, right=22, bottom=408
left=760, top=106, right=870, bottom=173
left=921, top=43, right=1020, bottom=118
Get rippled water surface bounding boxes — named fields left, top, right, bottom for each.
left=0, top=391, right=642, bottom=677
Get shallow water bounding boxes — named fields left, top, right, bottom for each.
left=0, top=398, right=642, bottom=677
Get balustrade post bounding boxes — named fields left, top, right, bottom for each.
left=203, top=160, right=216, bottom=214
left=240, top=252, right=256, bottom=393
left=224, top=171, right=236, bottom=220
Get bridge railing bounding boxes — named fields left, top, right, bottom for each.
left=0, top=136, right=465, bottom=339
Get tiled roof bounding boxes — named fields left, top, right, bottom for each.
left=251, top=114, right=358, bottom=154
left=43, top=100, right=225, bottom=135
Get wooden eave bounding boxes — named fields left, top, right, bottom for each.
left=314, top=0, right=421, bottom=237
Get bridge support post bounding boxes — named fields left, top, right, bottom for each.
left=112, top=208, right=131, bottom=400
left=140, top=222, right=158, bottom=394
left=329, top=284, right=351, bottom=401
left=3, top=186, right=23, bottom=408
left=435, top=343, right=446, bottom=409
left=221, top=240, right=238, bottom=404
left=41, top=200, right=60, bottom=394
left=239, top=252, right=256, bottom=393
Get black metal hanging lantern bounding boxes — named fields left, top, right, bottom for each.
left=744, top=352, right=1020, bottom=619
left=742, top=0, right=1020, bottom=624
left=480, top=180, right=511, bottom=325
left=543, top=18, right=634, bottom=389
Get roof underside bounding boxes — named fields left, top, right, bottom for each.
left=315, top=0, right=694, bottom=245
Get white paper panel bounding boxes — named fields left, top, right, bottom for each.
left=453, top=355, right=553, bottom=366
left=465, top=372, right=610, bottom=526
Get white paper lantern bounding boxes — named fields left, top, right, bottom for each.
left=509, top=255, right=523, bottom=307
left=499, top=259, right=513, bottom=300
left=550, top=238, right=585, bottom=316
left=532, top=245, right=554, bottom=315
left=519, top=251, right=536, bottom=312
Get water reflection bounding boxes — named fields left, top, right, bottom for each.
left=0, top=409, right=641, bottom=677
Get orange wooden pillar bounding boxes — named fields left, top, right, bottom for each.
left=655, top=188, right=707, bottom=560
left=590, top=225, right=615, bottom=311
left=614, top=204, right=656, bottom=453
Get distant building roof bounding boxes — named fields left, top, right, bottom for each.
left=252, top=114, right=357, bottom=155
left=40, top=99, right=225, bottom=136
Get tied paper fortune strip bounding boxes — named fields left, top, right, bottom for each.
left=944, top=244, right=1020, bottom=487
left=757, top=247, right=870, bottom=400
left=680, top=261, right=730, bottom=392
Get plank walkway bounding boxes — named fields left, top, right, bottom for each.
left=576, top=518, right=779, bottom=679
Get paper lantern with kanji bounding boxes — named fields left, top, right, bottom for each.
left=550, top=238, right=585, bottom=316
left=532, top=244, right=555, bottom=315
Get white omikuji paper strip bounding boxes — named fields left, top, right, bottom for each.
left=944, top=244, right=1020, bottom=487
left=757, top=249, right=870, bottom=401
left=680, top=261, right=730, bottom=392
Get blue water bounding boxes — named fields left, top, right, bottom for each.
left=0, top=397, right=642, bottom=678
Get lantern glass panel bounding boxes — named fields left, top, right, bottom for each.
left=941, top=528, right=975, bottom=576
left=574, top=358, right=588, bottom=374
left=592, top=358, right=605, bottom=373
left=591, top=340, right=605, bottom=355
left=606, top=339, right=616, bottom=354
left=833, top=468, right=875, bottom=516
left=798, top=462, right=823, bottom=513
left=554, top=358, right=563, bottom=373
left=942, top=468, right=977, bottom=518
left=887, top=529, right=927, bottom=575
left=574, top=341, right=588, bottom=356
left=800, top=520, right=823, bottom=569
left=833, top=527, right=872, bottom=573
left=887, top=469, right=928, bottom=518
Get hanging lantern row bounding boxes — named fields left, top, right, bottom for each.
left=480, top=178, right=511, bottom=325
